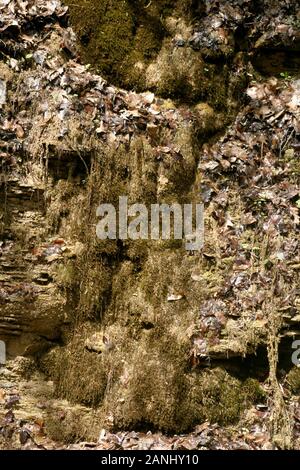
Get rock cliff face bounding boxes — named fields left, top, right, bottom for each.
left=0, top=0, right=300, bottom=449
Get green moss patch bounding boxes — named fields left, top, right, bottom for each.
left=64, top=0, right=176, bottom=87
left=286, top=367, right=300, bottom=394
left=41, top=327, right=109, bottom=406
left=45, top=404, right=100, bottom=443
left=104, top=361, right=265, bottom=432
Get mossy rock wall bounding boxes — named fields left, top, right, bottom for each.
left=64, top=0, right=248, bottom=109
left=40, top=126, right=265, bottom=433
left=2, top=0, right=300, bottom=445
left=64, top=0, right=174, bottom=87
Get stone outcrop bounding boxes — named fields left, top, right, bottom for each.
left=0, top=0, right=300, bottom=446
